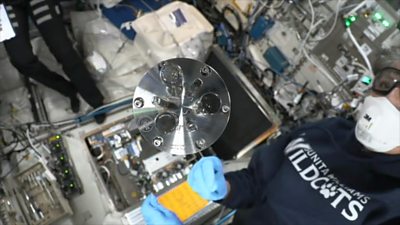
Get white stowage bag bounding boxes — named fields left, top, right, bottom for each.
left=101, top=0, right=122, bottom=8
left=0, top=87, right=34, bottom=125
left=73, top=12, right=149, bottom=101
left=72, top=1, right=213, bottom=100
left=0, top=44, right=32, bottom=125
left=0, top=58, right=24, bottom=93
left=84, top=0, right=122, bottom=8
left=132, top=1, right=214, bottom=65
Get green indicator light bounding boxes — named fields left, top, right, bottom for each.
left=345, top=20, right=351, bottom=27
left=60, top=156, right=65, bottom=161
left=373, top=12, right=383, bottom=20
left=56, top=135, right=60, bottom=139
left=56, top=144, right=60, bottom=148
left=69, top=183, right=75, bottom=188
left=361, top=76, right=372, bottom=85
left=64, top=169, right=69, bottom=174
left=350, top=16, right=357, bottom=22
left=382, top=20, right=390, bottom=27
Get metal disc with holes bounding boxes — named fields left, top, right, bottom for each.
left=132, top=58, right=231, bottom=155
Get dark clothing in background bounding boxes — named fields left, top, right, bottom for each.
left=225, top=118, right=400, bottom=225
left=3, top=0, right=103, bottom=108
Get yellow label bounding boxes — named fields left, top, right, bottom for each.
left=158, top=181, right=208, bottom=222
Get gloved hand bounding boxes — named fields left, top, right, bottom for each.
left=141, top=194, right=183, bottom=225
left=188, top=156, right=228, bottom=201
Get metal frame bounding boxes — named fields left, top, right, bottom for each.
left=207, top=45, right=281, bottom=126
left=206, top=45, right=281, bottom=159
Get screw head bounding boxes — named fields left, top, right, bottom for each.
left=153, top=137, right=163, bottom=147
left=222, top=105, right=230, bottom=113
left=134, top=97, right=144, bottom=108
left=195, top=138, right=206, bottom=149
left=200, top=66, right=211, bottom=76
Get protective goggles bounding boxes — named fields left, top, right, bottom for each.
left=372, top=67, right=400, bottom=95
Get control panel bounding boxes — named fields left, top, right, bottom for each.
left=47, top=135, right=83, bottom=199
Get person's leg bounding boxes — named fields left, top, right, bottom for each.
left=3, top=2, right=80, bottom=112
left=27, top=0, right=105, bottom=110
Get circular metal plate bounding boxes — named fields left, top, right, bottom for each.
left=132, top=58, right=231, bottom=155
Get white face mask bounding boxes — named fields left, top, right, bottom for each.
left=355, top=96, right=400, bottom=153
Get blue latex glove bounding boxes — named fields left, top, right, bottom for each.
left=188, top=156, right=227, bottom=201
left=141, top=194, right=183, bottom=225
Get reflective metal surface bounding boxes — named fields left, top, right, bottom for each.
left=133, top=58, right=231, bottom=155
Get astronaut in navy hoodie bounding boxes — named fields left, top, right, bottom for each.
left=141, top=48, right=400, bottom=225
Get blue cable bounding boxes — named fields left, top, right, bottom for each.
left=216, top=210, right=237, bottom=225
left=75, top=99, right=132, bottom=123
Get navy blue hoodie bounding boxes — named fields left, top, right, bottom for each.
left=223, top=118, right=400, bottom=225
